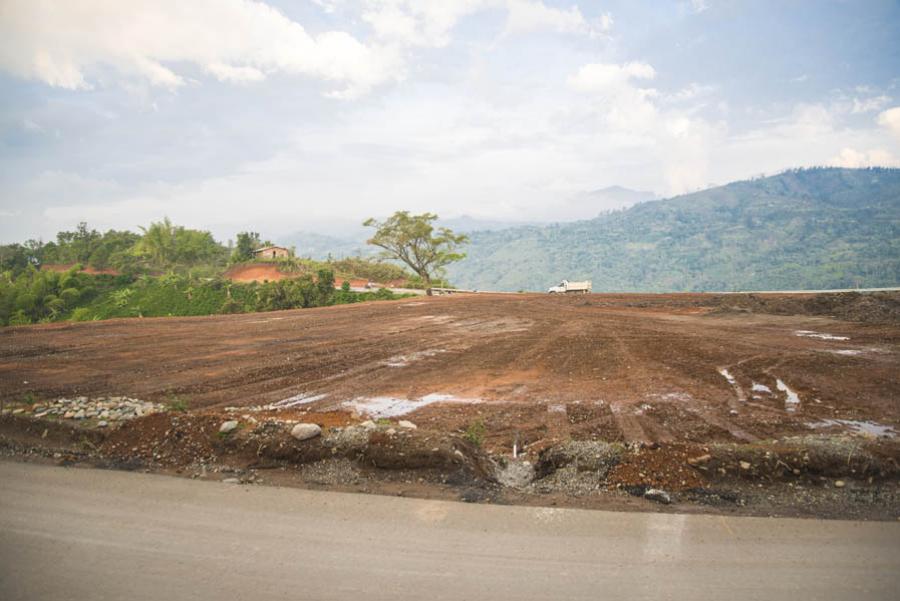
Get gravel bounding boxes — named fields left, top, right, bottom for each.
left=6, top=396, right=166, bottom=427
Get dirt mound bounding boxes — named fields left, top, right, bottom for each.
left=223, top=263, right=298, bottom=283
left=710, top=291, right=900, bottom=323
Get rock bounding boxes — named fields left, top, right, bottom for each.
left=398, top=420, right=417, bottom=429
left=290, top=423, right=322, bottom=441
left=386, top=428, right=396, bottom=436
left=63, top=411, right=75, bottom=419
left=359, top=420, right=377, bottom=430
left=97, top=420, right=108, bottom=428
left=73, top=410, right=86, bottom=419
left=687, top=454, right=712, bottom=466
left=834, top=480, right=846, bottom=488
left=739, top=461, right=751, bottom=470
left=219, top=420, right=239, bottom=434
left=644, top=488, right=672, bottom=504
left=222, top=478, right=240, bottom=484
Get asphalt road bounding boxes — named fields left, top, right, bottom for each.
left=1, top=461, right=898, bottom=600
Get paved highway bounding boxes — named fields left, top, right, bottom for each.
left=1, top=461, right=898, bottom=600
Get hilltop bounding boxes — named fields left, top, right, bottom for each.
left=446, top=168, right=900, bottom=292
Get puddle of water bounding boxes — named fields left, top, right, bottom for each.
left=795, top=330, right=849, bottom=341
left=547, top=404, right=566, bottom=414
left=718, top=368, right=745, bottom=402
left=343, top=394, right=479, bottom=418
left=751, top=382, right=772, bottom=394
left=268, top=393, right=328, bottom=409
left=808, top=419, right=897, bottom=438
left=383, top=349, right=446, bottom=368
left=718, top=368, right=737, bottom=386
left=832, top=349, right=862, bottom=356
left=775, top=379, right=800, bottom=412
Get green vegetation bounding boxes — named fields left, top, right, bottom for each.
left=0, top=217, right=424, bottom=327
left=232, top=231, right=262, bottom=263
left=464, top=419, right=486, bottom=447
left=446, top=168, right=900, bottom=292
left=0, top=266, right=410, bottom=326
left=167, top=397, right=190, bottom=412
left=364, top=211, right=468, bottom=293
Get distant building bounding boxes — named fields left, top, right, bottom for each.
left=252, top=246, right=291, bottom=260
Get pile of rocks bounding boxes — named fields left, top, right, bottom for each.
left=23, top=396, right=166, bottom=427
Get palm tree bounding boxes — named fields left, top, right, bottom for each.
left=136, top=218, right=176, bottom=269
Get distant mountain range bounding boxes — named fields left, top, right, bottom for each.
left=280, top=186, right=657, bottom=259
left=445, top=168, right=900, bottom=292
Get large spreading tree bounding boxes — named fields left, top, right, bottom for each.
left=363, top=212, right=468, bottom=294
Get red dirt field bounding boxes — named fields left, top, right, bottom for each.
left=2, top=292, right=898, bottom=456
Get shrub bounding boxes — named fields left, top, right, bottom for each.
left=70, top=307, right=93, bottom=322
left=464, top=419, right=486, bottom=446
left=8, top=310, right=31, bottom=326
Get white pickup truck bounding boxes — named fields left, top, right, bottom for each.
left=547, top=280, right=592, bottom=294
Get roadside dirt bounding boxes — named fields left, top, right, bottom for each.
left=2, top=291, right=899, bottom=519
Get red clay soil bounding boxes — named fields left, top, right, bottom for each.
left=223, top=263, right=297, bottom=283
left=40, top=263, right=121, bottom=276
left=2, top=292, right=899, bottom=454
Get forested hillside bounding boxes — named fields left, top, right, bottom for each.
left=446, top=168, right=900, bottom=292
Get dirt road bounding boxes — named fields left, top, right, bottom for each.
left=1, top=460, right=898, bottom=601
left=2, top=293, right=898, bottom=453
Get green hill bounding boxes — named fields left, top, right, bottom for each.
left=446, top=168, right=900, bottom=292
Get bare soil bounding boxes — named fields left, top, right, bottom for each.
left=222, top=263, right=294, bottom=283
left=2, top=291, right=899, bottom=519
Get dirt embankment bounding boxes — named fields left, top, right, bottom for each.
left=222, top=263, right=297, bottom=283
left=708, top=291, right=900, bottom=323
left=40, top=263, right=121, bottom=276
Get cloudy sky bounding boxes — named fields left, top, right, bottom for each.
left=1, top=0, right=899, bottom=243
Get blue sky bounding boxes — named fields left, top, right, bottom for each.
left=1, top=0, right=899, bottom=243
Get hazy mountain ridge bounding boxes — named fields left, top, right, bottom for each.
left=445, top=168, right=900, bottom=292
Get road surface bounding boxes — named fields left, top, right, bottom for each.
left=1, top=461, right=898, bottom=600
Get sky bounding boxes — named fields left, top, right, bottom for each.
left=1, top=0, right=899, bottom=243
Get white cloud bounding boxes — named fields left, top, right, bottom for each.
left=0, top=0, right=401, bottom=97
left=828, top=147, right=900, bottom=168
left=206, top=63, right=266, bottom=84
left=690, top=0, right=709, bottom=13
left=878, top=107, right=900, bottom=139
left=503, top=0, right=604, bottom=37
left=361, top=1, right=606, bottom=48
left=851, top=95, right=890, bottom=114
left=567, top=62, right=656, bottom=93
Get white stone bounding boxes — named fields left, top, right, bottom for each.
left=290, top=423, right=322, bottom=441
left=398, top=420, right=417, bottom=429
left=219, top=420, right=239, bottom=434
